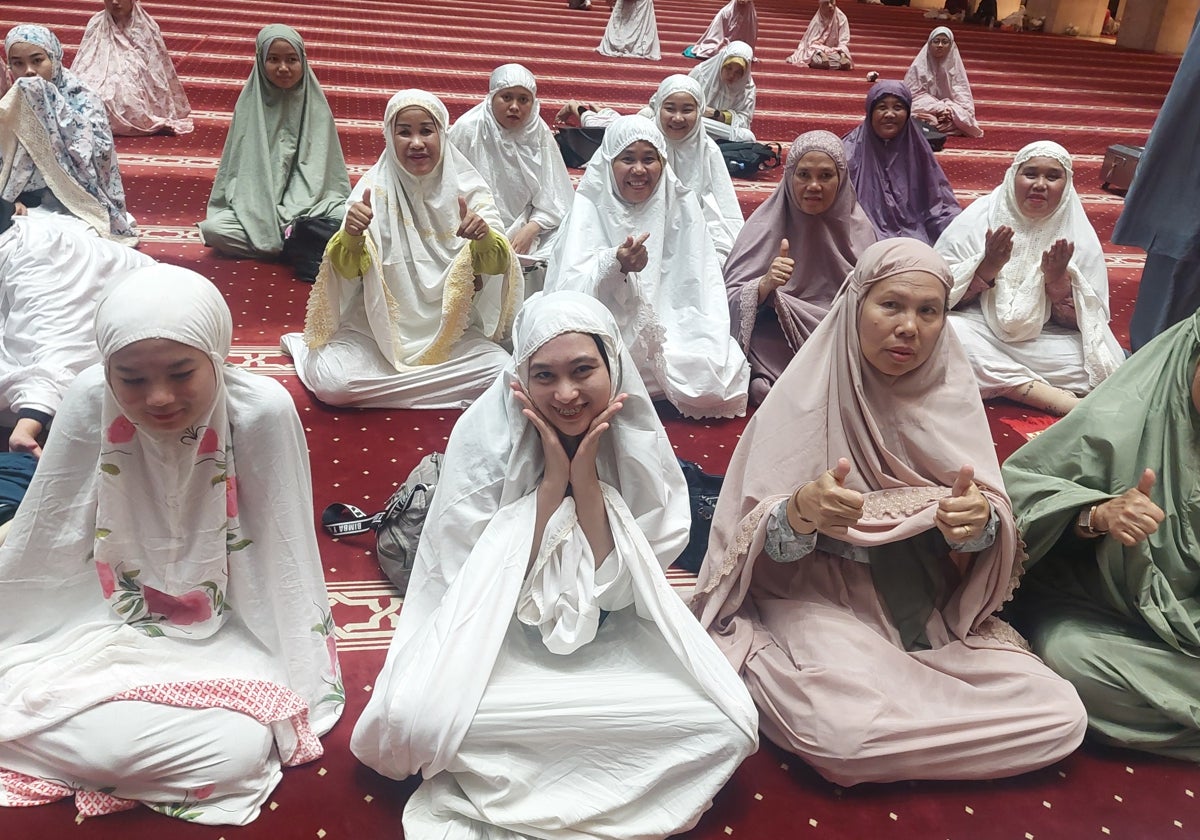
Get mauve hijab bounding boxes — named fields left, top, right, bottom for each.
left=724, top=130, right=876, bottom=385
left=842, top=80, right=961, bottom=245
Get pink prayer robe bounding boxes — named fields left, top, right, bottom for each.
left=904, top=29, right=983, bottom=138
left=696, top=239, right=1087, bottom=786
left=71, top=2, right=193, bottom=136
left=690, top=0, right=758, bottom=60
left=786, top=5, right=853, bottom=68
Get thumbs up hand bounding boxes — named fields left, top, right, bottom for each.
left=1086, top=468, right=1165, bottom=546
left=345, top=187, right=374, bottom=237
left=788, top=457, right=864, bottom=537
left=758, top=238, right=794, bottom=304
left=456, top=195, right=488, bottom=241
left=935, top=464, right=992, bottom=545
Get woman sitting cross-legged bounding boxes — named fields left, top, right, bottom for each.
left=282, top=89, right=521, bottom=409
left=904, top=26, right=984, bottom=138
left=1004, top=310, right=1200, bottom=763
left=724, top=129, right=877, bottom=403
left=787, top=0, right=854, bottom=71
left=596, top=0, right=661, bottom=60
left=644, top=74, right=744, bottom=263
left=545, top=115, right=749, bottom=419
left=842, top=80, right=962, bottom=245
left=351, top=290, right=758, bottom=839
left=448, top=63, right=573, bottom=274
left=687, top=40, right=757, bottom=142
left=198, top=25, right=350, bottom=281
left=694, top=238, right=1087, bottom=786
left=0, top=25, right=136, bottom=243
left=935, top=140, right=1124, bottom=415
left=684, top=0, right=757, bottom=61
left=0, top=265, right=342, bottom=824
left=71, top=0, right=194, bottom=136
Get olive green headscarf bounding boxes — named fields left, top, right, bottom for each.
left=1003, top=312, right=1200, bottom=654
left=202, top=24, right=350, bottom=254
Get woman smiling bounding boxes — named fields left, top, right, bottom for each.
left=545, top=115, right=749, bottom=419
left=842, top=80, right=961, bottom=245
left=448, top=64, right=573, bottom=266
left=283, top=89, right=521, bottom=409
left=645, top=74, right=743, bottom=262
left=198, top=25, right=349, bottom=279
left=351, top=291, right=757, bottom=837
left=724, top=130, right=877, bottom=403
left=935, top=141, right=1123, bottom=415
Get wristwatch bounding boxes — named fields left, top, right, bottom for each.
left=1076, top=504, right=1107, bottom=538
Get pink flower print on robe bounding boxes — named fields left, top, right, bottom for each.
left=96, top=561, right=116, bottom=598
left=143, top=586, right=213, bottom=626
left=326, top=634, right=338, bottom=672
left=107, top=415, right=137, bottom=443
left=198, top=427, right=220, bottom=455
left=226, top=475, right=239, bottom=518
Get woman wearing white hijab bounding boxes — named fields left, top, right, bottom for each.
left=283, top=89, right=522, bottom=409
left=448, top=64, right=573, bottom=268
left=597, top=0, right=661, bottom=60
left=904, top=27, right=984, bottom=138
left=687, top=40, right=757, bottom=142
left=0, top=266, right=341, bottom=824
left=545, top=115, right=749, bottom=419
left=643, top=75, right=743, bottom=263
left=935, top=141, right=1123, bottom=415
left=351, top=290, right=758, bottom=839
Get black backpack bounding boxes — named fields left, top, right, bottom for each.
left=716, top=140, right=783, bottom=179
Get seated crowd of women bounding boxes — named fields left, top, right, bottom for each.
left=4, top=7, right=1193, bottom=839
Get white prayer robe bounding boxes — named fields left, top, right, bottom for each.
left=0, top=267, right=341, bottom=825
left=351, top=291, right=758, bottom=839
left=641, top=74, right=745, bottom=264
left=448, top=64, right=574, bottom=265
left=936, top=142, right=1123, bottom=396
left=283, top=90, right=521, bottom=409
left=545, top=116, right=749, bottom=419
left=688, top=41, right=758, bottom=143
left=0, top=212, right=153, bottom=420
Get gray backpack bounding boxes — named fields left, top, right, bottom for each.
left=321, top=452, right=442, bottom=594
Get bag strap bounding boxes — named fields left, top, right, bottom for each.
left=321, top=502, right=383, bottom=536
left=382, top=483, right=430, bottom=518
left=322, top=481, right=433, bottom=537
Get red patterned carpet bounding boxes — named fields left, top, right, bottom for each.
left=3, top=1, right=1197, bottom=838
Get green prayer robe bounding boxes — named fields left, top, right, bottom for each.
left=1003, top=311, right=1200, bottom=761
left=198, top=24, right=349, bottom=258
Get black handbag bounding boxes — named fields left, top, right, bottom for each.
left=555, top=126, right=607, bottom=168
left=281, top=216, right=341, bottom=283
left=673, top=457, right=724, bottom=573
left=917, top=120, right=947, bottom=152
